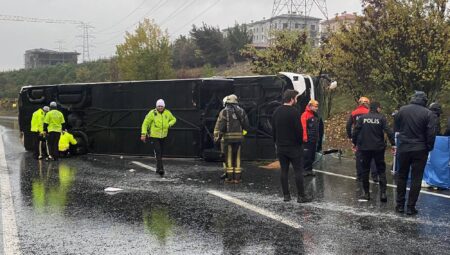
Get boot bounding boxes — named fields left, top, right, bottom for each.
left=224, top=167, right=234, bottom=183
left=233, top=173, right=241, bottom=184
left=395, top=204, right=405, bottom=213
left=283, top=194, right=291, bottom=202
left=380, top=192, right=387, bottom=202
left=297, top=195, right=313, bottom=203
left=406, top=206, right=418, bottom=216
left=358, top=191, right=370, bottom=202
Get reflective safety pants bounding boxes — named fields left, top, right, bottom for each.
left=221, top=142, right=242, bottom=180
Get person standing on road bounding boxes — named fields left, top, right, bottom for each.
left=30, top=105, right=49, bottom=159
left=346, top=97, right=379, bottom=183
left=394, top=91, right=436, bottom=215
left=301, top=99, right=320, bottom=177
left=352, top=102, right=395, bottom=202
left=214, top=94, right=249, bottom=184
left=141, top=99, right=177, bottom=176
left=272, top=89, right=312, bottom=203
left=43, top=102, right=65, bottom=161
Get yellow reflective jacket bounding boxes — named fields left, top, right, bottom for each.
left=141, top=109, right=176, bottom=139
left=30, top=108, right=46, bottom=133
left=44, top=109, right=65, bottom=133
left=58, top=131, right=77, bottom=152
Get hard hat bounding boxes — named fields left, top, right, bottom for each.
left=43, top=106, right=50, bottom=112
left=308, top=99, right=319, bottom=107
left=49, top=101, right=57, bottom=108
left=225, top=94, right=238, bottom=104
left=358, top=97, right=370, bottom=105
left=222, top=96, right=228, bottom=106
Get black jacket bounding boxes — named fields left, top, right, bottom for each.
left=352, top=111, right=395, bottom=151
left=272, top=105, right=303, bottom=147
left=394, top=95, right=436, bottom=152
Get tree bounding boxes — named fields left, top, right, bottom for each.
left=190, top=23, right=228, bottom=66
left=323, top=0, right=449, bottom=106
left=241, top=30, right=315, bottom=74
left=172, top=35, right=204, bottom=68
left=225, top=24, right=252, bottom=63
left=116, top=19, right=174, bottom=80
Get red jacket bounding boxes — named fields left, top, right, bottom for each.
left=346, top=105, right=369, bottom=139
left=301, top=106, right=319, bottom=143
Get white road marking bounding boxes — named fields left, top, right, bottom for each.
left=0, top=135, right=21, bottom=254
left=207, top=190, right=302, bottom=229
left=131, top=161, right=156, bottom=172
left=313, top=169, right=450, bottom=199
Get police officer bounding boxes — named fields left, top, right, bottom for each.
left=43, top=102, right=65, bottom=161
left=394, top=91, right=436, bottom=215
left=30, top=106, right=49, bottom=159
left=301, top=99, right=320, bottom=177
left=346, top=97, right=379, bottom=182
left=352, top=102, right=395, bottom=202
left=141, top=99, right=177, bottom=176
left=58, top=130, right=78, bottom=157
left=214, top=94, right=249, bottom=184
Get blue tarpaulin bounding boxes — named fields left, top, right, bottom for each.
left=424, top=136, right=450, bottom=189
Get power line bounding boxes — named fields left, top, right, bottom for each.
left=159, top=0, right=197, bottom=27
left=170, top=0, right=222, bottom=37
left=95, top=0, right=171, bottom=45
left=95, top=0, right=149, bottom=33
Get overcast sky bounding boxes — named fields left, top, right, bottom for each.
left=0, top=0, right=362, bottom=71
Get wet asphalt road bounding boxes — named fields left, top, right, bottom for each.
left=1, top=118, right=450, bottom=254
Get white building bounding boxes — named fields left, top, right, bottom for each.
left=246, top=14, right=321, bottom=47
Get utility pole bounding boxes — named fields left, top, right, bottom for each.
left=271, top=0, right=328, bottom=19
left=0, top=14, right=94, bottom=62
left=77, top=23, right=95, bottom=62
left=55, top=40, right=66, bottom=52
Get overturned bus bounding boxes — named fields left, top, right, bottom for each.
left=18, top=72, right=335, bottom=160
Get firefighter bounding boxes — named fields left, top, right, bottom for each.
left=58, top=130, right=78, bottom=157
left=394, top=91, right=436, bottom=215
left=141, top=99, right=177, bottom=176
left=301, top=99, right=320, bottom=177
left=43, top=102, right=65, bottom=161
left=346, top=97, right=379, bottom=182
left=352, top=102, right=395, bottom=202
left=30, top=106, right=49, bottom=159
left=214, top=94, right=249, bottom=184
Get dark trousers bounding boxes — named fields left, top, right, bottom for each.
left=303, top=142, right=316, bottom=172
left=277, top=146, right=305, bottom=197
left=31, top=132, right=40, bottom=158
left=356, top=150, right=378, bottom=180
left=360, top=150, right=387, bottom=194
left=396, top=150, right=428, bottom=208
left=46, top=132, right=61, bottom=160
left=150, top=138, right=165, bottom=172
